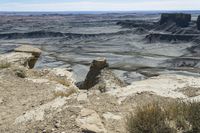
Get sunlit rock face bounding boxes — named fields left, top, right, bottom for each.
left=160, top=13, right=191, bottom=27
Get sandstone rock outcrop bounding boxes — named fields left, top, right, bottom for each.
left=0, top=52, right=35, bottom=68
left=14, top=45, right=42, bottom=68
left=197, top=15, right=200, bottom=30
left=0, top=45, right=41, bottom=69
left=80, top=58, right=125, bottom=92
left=160, top=13, right=191, bottom=27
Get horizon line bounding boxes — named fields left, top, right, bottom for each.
left=1, top=10, right=200, bottom=12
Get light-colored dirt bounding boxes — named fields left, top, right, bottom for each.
left=1, top=66, right=200, bottom=133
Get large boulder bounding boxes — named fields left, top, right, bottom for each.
left=197, top=15, right=200, bottom=30
left=160, top=13, right=191, bottom=27
left=80, top=58, right=125, bottom=92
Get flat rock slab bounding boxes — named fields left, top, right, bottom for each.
left=14, top=45, right=42, bottom=57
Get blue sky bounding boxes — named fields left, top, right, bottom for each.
left=0, top=0, right=200, bottom=11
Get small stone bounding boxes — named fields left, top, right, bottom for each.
left=77, top=91, right=88, bottom=103
left=0, top=98, right=3, bottom=104
left=103, top=112, right=122, bottom=121
left=54, top=120, right=60, bottom=128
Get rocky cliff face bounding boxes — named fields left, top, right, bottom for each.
left=197, top=15, right=200, bottom=30
left=160, top=13, right=191, bottom=27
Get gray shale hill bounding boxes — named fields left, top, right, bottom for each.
left=1, top=45, right=200, bottom=133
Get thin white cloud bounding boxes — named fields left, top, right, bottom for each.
left=0, top=1, right=200, bottom=11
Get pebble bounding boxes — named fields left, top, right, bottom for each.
left=54, top=121, right=60, bottom=128
left=0, top=98, right=3, bottom=104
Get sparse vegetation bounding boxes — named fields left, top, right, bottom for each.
left=187, top=102, right=200, bottom=132
left=54, top=78, right=71, bottom=87
left=54, top=87, right=77, bottom=98
left=126, top=102, right=172, bottom=133
left=0, top=60, right=11, bottom=69
left=126, top=101, right=200, bottom=133
left=14, top=69, right=26, bottom=78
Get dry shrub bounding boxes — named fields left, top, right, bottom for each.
left=166, top=101, right=200, bottom=132
left=126, top=101, right=200, bottom=133
left=0, top=60, right=11, bottom=69
left=126, top=102, right=172, bottom=133
left=54, top=87, right=77, bottom=98
left=187, top=102, right=200, bottom=132
left=165, top=101, right=190, bottom=131
left=14, top=69, right=26, bottom=78
left=54, top=78, right=71, bottom=87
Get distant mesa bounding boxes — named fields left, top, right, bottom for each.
left=197, top=15, right=200, bottom=30
left=160, top=13, right=191, bottom=27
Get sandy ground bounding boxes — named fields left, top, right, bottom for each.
left=1, top=66, right=200, bottom=133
